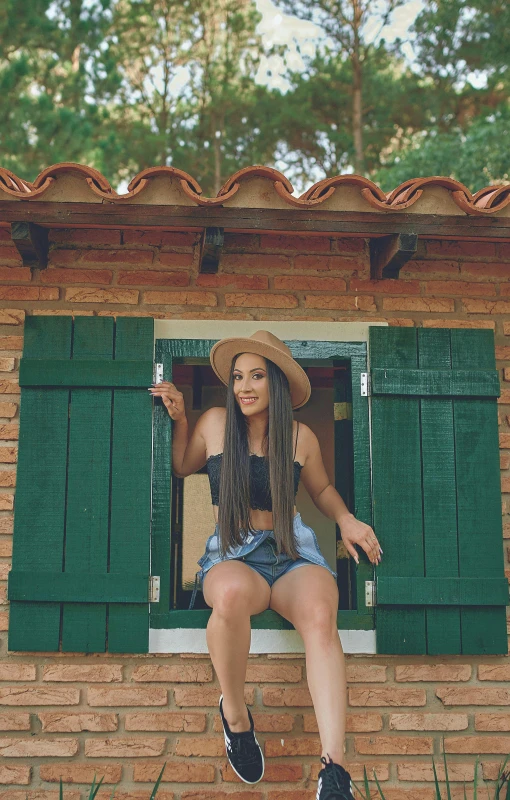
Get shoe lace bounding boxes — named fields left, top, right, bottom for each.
left=230, top=731, right=259, bottom=765
left=319, top=755, right=353, bottom=800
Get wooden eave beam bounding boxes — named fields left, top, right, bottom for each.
left=10, top=221, right=49, bottom=269
left=199, top=226, right=224, bottom=273
left=370, top=232, right=418, bottom=279
left=1, top=203, right=510, bottom=241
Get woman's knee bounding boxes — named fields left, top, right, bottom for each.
left=206, top=575, right=258, bottom=617
left=296, top=598, right=338, bottom=638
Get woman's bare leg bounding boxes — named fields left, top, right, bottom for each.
left=203, top=560, right=271, bottom=732
left=269, top=565, right=346, bottom=765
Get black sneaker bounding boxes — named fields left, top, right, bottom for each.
left=317, top=755, right=355, bottom=799
left=219, top=694, right=264, bottom=784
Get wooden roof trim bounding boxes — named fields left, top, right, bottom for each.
left=0, top=163, right=509, bottom=216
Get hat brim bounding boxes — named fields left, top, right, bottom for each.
left=209, top=337, right=311, bottom=410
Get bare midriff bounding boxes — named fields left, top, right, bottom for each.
left=212, top=505, right=298, bottom=530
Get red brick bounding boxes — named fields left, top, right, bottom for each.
left=0, top=664, right=35, bottom=681
left=274, top=276, right=346, bottom=291
left=65, top=288, right=138, bottom=304
left=221, top=254, right=291, bottom=271
left=0, top=267, right=31, bottom=282
left=51, top=248, right=154, bottom=267
left=39, top=763, right=121, bottom=783
left=40, top=268, right=112, bottom=284
left=0, top=516, right=13, bottom=533
left=346, top=665, right=387, bottom=682
left=156, top=252, right=195, bottom=268
left=395, top=664, right=471, bottom=681
left=123, top=230, right=196, bottom=247
left=175, top=686, right=254, bottom=707
left=0, top=337, right=22, bottom=351
left=221, top=761, right=303, bottom=782
left=423, top=318, right=495, bottom=329
left=389, top=713, right=468, bottom=731
left=43, top=665, right=122, bottom=682
left=245, top=664, right=301, bottom=682
left=225, top=293, right=297, bottom=309
left=382, top=297, right=454, bottom=312
left=265, top=738, right=321, bottom=757
left=266, top=792, right=315, bottom=800
left=0, top=792, right=80, bottom=800
left=117, top=270, right=189, bottom=286
left=196, top=274, right=268, bottom=289
left=351, top=278, right=420, bottom=294
left=0, top=686, right=79, bottom=705
left=133, top=761, right=215, bottom=782
left=423, top=280, right=496, bottom=296
left=144, top=291, right=216, bottom=306
left=260, top=234, right=331, bottom=252
left=0, top=286, right=58, bottom=301
left=0, top=310, right=24, bottom=325
left=436, top=686, right=510, bottom=705
left=304, top=295, right=376, bottom=311
left=132, top=664, right=212, bottom=682
left=0, top=712, right=30, bottom=731
left=223, top=233, right=260, bottom=251
left=474, top=713, right=510, bottom=731
left=332, top=237, right=366, bottom=253
left=174, top=737, right=224, bottom=757
left=182, top=793, right=261, bottom=800
left=51, top=230, right=121, bottom=245
left=263, top=687, right=312, bottom=706
left=0, top=764, right=30, bottom=784
left=397, top=763, right=474, bottom=781
left=355, top=736, right=433, bottom=755
left=461, top=262, right=510, bottom=280
left=349, top=687, right=426, bottom=706
left=401, top=260, right=460, bottom=279
left=0, top=495, right=14, bottom=511
left=84, top=738, right=165, bottom=757
left=38, top=712, right=117, bottom=732
left=444, top=736, right=510, bottom=754
left=0, top=358, right=15, bottom=372
left=462, top=298, right=510, bottom=313
left=478, top=664, right=510, bottom=680
left=126, top=712, right=206, bottom=732
left=0, top=246, right=22, bottom=266
left=0, top=738, right=79, bottom=757
left=87, top=686, right=167, bottom=706
left=295, top=255, right=363, bottom=272
left=426, top=240, right=496, bottom=258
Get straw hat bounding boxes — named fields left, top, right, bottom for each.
left=209, top=330, right=311, bottom=409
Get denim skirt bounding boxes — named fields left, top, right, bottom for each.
left=189, top=511, right=337, bottom=609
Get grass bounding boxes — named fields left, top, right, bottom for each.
left=351, top=743, right=510, bottom=800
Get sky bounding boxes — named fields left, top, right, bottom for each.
left=254, top=0, right=425, bottom=90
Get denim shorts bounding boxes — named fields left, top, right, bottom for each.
left=189, top=511, right=337, bottom=609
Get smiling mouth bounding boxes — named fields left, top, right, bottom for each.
left=240, top=397, right=257, bottom=404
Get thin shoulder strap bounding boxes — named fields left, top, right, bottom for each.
left=293, top=420, right=299, bottom=461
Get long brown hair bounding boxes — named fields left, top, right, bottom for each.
left=217, top=353, right=298, bottom=559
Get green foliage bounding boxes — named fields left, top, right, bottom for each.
left=351, top=749, right=510, bottom=800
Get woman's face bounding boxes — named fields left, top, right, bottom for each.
left=232, top=353, right=269, bottom=415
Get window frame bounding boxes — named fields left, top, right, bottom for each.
left=149, top=320, right=387, bottom=654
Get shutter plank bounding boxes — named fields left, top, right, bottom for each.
left=451, top=330, right=507, bottom=654
left=8, top=317, right=72, bottom=651
left=61, top=318, right=114, bottom=652
left=418, top=329, right=461, bottom=654
left=371, top=328, right=426, bottom=654
left=108, top=317, right=153, bottom=653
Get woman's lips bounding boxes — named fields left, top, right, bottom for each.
left=240, top=397, right=257, bottom=404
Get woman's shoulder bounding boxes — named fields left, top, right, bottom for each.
left=196, top=406, right=226, bottom=442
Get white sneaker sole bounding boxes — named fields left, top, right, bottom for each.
left=219, top=693, right=265, bottom=784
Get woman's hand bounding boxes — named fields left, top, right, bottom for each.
left=148, top=381, right=186, bottom=421
left=339, top=515, right=382, bottom=566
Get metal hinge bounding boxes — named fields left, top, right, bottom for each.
left=365, top=580, right=376, bottom=607
left=149, top=576, right=160, bottom=603
left=153, top=363, right=163, bottom=384
left=360, top=372, right=370, bottom=396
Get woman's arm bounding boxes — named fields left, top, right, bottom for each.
left=299, top=424, right=382, bottom=566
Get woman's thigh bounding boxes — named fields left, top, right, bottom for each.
left=203, top=560, right=271, bottom=616
left=269, top=564, right=339, bottom=632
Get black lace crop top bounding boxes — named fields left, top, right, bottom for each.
left=206, top=422, right=302, bottom=511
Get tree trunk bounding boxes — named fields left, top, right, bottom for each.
left=213, top=129, right=222, bottom=195
left=351, top=0, right=364, bottom=175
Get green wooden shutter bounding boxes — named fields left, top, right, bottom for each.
left=8, top=315, right=154, bottom=654
left=370, top=327, right=508, bottom=655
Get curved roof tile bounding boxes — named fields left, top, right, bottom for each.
left=0, top=162, right=509, bottom=215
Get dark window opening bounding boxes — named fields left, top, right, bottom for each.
left=170, top=360, right=355, bottom=611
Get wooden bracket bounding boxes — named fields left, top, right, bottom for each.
left=11, top=221, right=49, bottom=269
left=370, top=233, right=418, bottom=279
left=199, top=226, right=224, bottom=273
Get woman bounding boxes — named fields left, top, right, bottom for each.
left=149, top=330, right=382, bottom=800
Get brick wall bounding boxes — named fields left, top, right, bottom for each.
left=0, top=226, right=509, bottom=799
